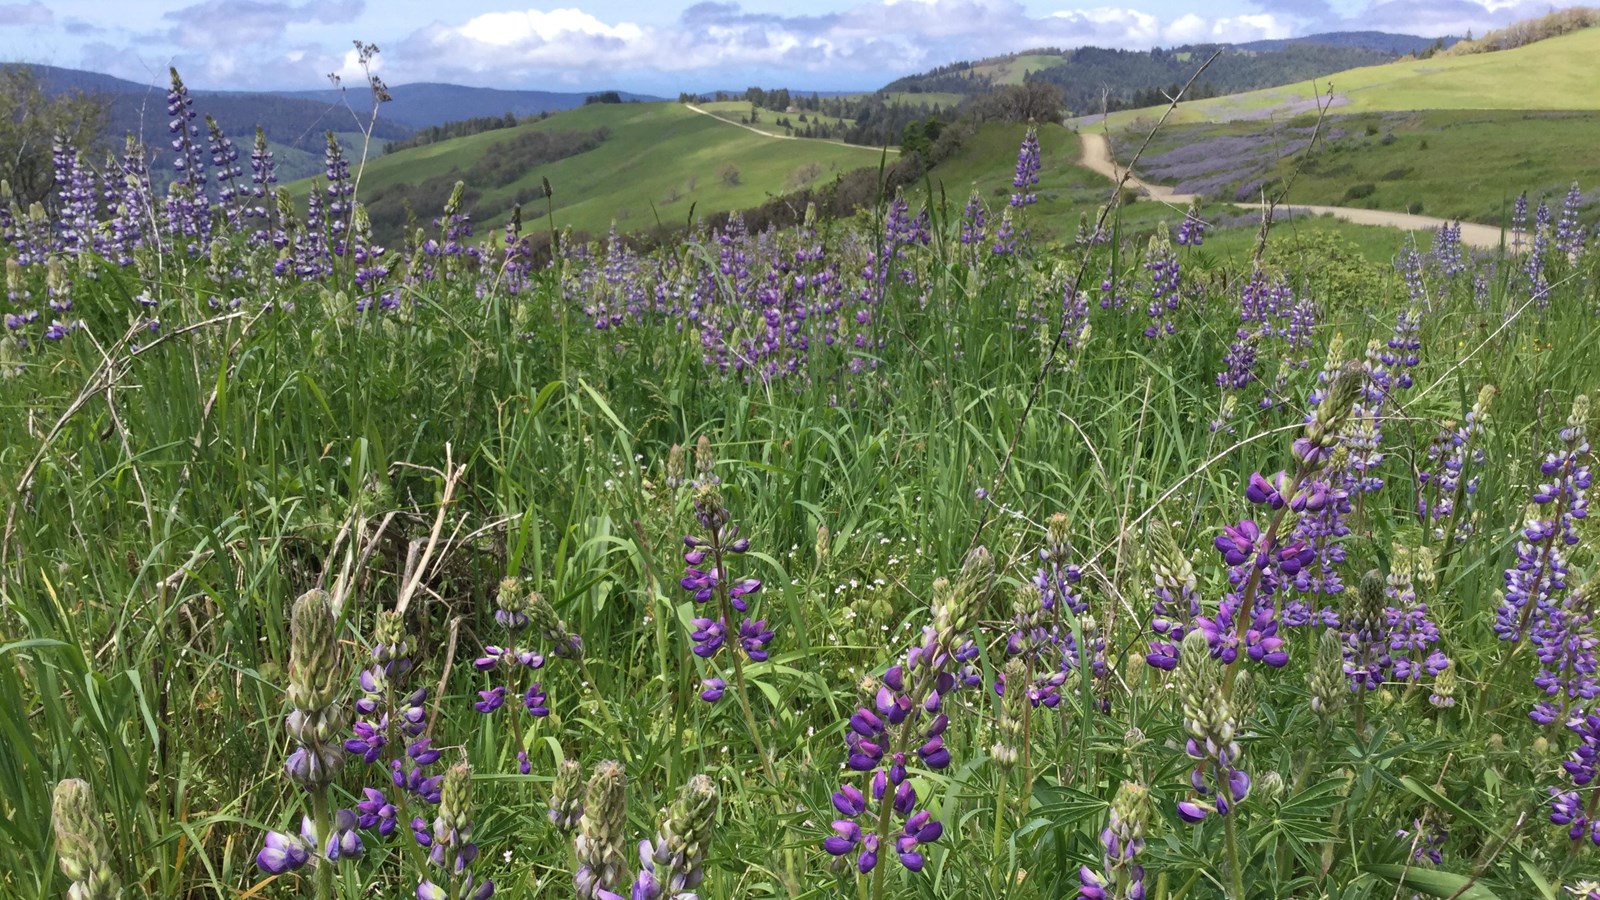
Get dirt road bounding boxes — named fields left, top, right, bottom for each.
left=1075, top=131, right=1509, bottom=251
left=684, top=104, right=900, bottom=154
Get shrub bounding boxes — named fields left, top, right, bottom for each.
left=1343, top=182, right=1376, bottom=201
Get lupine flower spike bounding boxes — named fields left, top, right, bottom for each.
left=417, top=762, right=493, bottom=900
left=623, top=774, right=720, bottom=900
left=549, top=758, right=585, bottom=834
left=576, top=760, right=629, bottom=899
left=1078, top=781, right=1151, bottom=899
left=52, top=778, right=120, bottom=900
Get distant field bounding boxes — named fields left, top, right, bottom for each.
left=969, top=53, right=1065, bottom=85
left=1102, top=109, right=1600, bottom=224
left=694, top=100, right=853, bottom=138
left=317, top=102, right=891, bottom=237
left=1082, top=26, right=1600, bottom=129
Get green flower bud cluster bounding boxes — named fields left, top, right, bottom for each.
left=52, top=779, right=119, bottom=900
left=1309, top=628, right=1346, bottom=720
left=549, top=759, right=585, bottom=834
left=576, top=760, right=629, bottom=899
left=1177, top=631, right=1236, bottom=763
left=285, top=589, right=346, bottom=790
left=526, top=590, right=583, bottom=661
left=645, top=774, right=720, bottom=895
left=992, top=658, right=1029, bottom=770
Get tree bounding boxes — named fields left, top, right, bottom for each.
left=0, top=65, right=107, bottom=205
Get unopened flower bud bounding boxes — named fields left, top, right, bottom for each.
left=52, top=779, right=119, bottom=900
left=549, top=758, right=584, bottom=833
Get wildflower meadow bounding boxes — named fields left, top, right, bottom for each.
left=5, top=63, right=1600, bottom=900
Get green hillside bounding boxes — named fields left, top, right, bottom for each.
left=1084, top=25, right=1600, bottom=128
left=314, top=101, right=892, bottom=238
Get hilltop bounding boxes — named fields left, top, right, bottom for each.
left=327, top=101, right=894, bottom=242
left=1083, top=20, right=1600, bottom=226
left=1083, top=24, right=1600, bottom=128
left=882, top=35, right=1437, bottom=116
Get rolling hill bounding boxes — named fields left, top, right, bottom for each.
left=317, top=101, right=896, bottom=241
left=1082, top=24, right=1600, bottom=128
left=883, top=39, right=1424, bottom=116
left=1080, top=22, right=1600, bottom=227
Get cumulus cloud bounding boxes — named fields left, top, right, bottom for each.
left=388, top=0, right=1307, bottom=84
left=1246, top=0, right=1555, bottom=36
left=0, top=1, right=51, bottom=26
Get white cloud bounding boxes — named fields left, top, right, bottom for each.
left=455, top=7, right=645, bottom=46
left=387, top=0, right=1313, bottom=84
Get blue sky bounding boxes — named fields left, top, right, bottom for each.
left=0, top=0, right=1564, bottom=93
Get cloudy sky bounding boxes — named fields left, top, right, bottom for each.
left=0, top=0, right=1566, bottom=93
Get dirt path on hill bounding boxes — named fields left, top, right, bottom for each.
left=1076, top=131, right=1509, bottom=250
left=684, top=103, right=900, bottom=153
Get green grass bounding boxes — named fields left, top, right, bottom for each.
left=1099, top=109, right=1600, bottom=225
left=969, top=53, right=1066, bottom=85
left=693, top=100, right=855, bottom=137
left=326, top=102, right=892, bottom=236
left=5, top=145, right=1600, bottom=900
left=1084, top=25, right=1600, bottom=129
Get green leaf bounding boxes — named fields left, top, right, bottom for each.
left=1366, top=864, right=1504, bottom=900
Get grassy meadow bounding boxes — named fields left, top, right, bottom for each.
left=316, top=101, right=891, bottom=236
left=1084, top=26, right=1600, bottom=130
left=7, top=59, right=1600, bottom=900
left=1100, top=109, right=1600, bottom=225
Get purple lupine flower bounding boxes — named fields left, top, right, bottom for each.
left=420, top=763, right=493, bottom=900
left=1175, top=202, right=1206, bottom=246
left=1556, top=181, right=1586, bottom=259
left=163, top=67, right=211, bottom=248
left=1418, top=385, right=1495, bottom=543
left=256, top=820, right=313, bottom=874
left=1343, top=570, right=1392, bottom=691
left=681, top=483, right=769, bottom=701
left=1396, top=814, right=1448, bottom=866
left=1495, top=396, right=1590, bottom=646
left=990, top=208, right=1016, bottom=257
left=1511, top=191, right=1529, bottom=253
left=959, top=190, right=987, bottom=250
left=1174, top=631, right=1249, bottom=822
left=1383, top=548, right=1450, bottom=687
left=51, top=134, right=98, bottom=257
left=474, top=579, right=568, bottom=769
left=356, top=788, right=399, bottom=837
left=1142, top=234, right=1181, bottom=339
left=1010, top=128, right=1040, bottom=208
left=1146, top=520, right=1202, bottom=670
left=1078, top=782, right=1151, bottom=900
left=825, top=557, right=991, bottom=879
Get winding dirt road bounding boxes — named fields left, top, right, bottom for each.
left=684, top=104, right=900, bottom=154
left=1076, top=131, right=1509, bottom=251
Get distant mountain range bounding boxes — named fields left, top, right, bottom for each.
left=1237, top=31, right=1460, bottom=54
left=272, top=84, right=662, bottom=130
left=19, top=63, right=660, bottom=151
